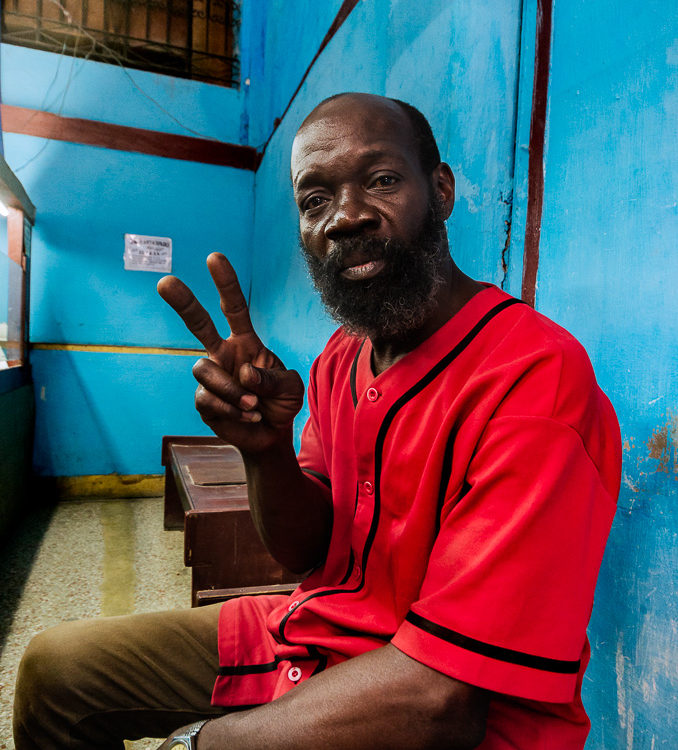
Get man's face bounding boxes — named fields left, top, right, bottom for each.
left=291, top=96, right=450, bottom=339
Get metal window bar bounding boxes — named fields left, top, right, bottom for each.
left=1, top=0, right=240, bottom=87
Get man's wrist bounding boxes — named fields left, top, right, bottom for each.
left=239, top=424, right=295, bottom=460
left=167, top=718, right=210, bottom=749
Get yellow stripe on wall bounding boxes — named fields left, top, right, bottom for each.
left=32, top=343, right=205, bottom=356
left=49, top=474, right=165, bottom=498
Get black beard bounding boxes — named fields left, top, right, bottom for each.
left=301, top=200, right=448, bottom=340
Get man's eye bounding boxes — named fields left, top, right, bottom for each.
left=303, top=196, right=327, bottom=211
left=373, top=175, right=398, bottom=188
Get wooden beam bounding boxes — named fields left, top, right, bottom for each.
left=521, top=0, right=553, bottom=307
left=1, top=104, right=261, bottom=171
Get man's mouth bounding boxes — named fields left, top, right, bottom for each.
left=340, top=259, right=386, bottom=280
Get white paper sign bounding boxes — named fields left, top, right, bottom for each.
left=124, top=234, right=172, bottom=273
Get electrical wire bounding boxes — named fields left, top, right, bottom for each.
left=46, top=0, right=223, bottom=140
left=12, top=0, right=227, bottom=172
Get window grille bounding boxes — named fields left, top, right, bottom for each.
left=1, top=0, right=240, bottom=87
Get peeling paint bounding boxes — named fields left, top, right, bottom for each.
left=647, top=411, right=678, bottom=474
left=616, top=632, right=627, bottom=729
left=452, top=167, right=481, bottom=213
left=622, top=472, right=639, bottom=493
left=500, top=218, right=512, bottom=286
left=626, top=706, right=635, bottom=750
left=615, top=632, right=636, bottom=750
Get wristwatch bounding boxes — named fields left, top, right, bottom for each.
left=168, top=719, right=210, bottom=749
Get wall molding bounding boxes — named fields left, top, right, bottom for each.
left=41, top=473, right=165, bottom=498
left=1, top=104, right=260, bottom=170
left=32, top=343, right=205, bottom=356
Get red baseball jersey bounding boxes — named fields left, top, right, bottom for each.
left=213, top=285, right=620, bottom=748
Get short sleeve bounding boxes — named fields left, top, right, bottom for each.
left=391, top=415, right=617, bottom=703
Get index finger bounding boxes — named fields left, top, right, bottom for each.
left=207, top=253, right=257, bottom=337
left=157, top=274, right=224, bottom=354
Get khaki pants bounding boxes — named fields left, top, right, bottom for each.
left=13, top=604, right=228, bottom=749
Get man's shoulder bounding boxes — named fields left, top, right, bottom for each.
left=474, top=295, right=615, bottom=430
left=516, top=303, right=596, bottom=383
left=475, top=289, right=592, bottom=368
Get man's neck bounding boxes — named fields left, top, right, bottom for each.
left=370, top=262, right=484, bottom=376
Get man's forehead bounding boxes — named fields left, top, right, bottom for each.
left=291, top=96, right=417, bottom=182
left=295, top=95, right=411, bottom=146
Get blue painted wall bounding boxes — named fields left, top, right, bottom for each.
left=1, top=44, right=245, bottom=142
left=1, top=44, right=254, bottom=476
left=529, top=2, right=678, bottom=746
left=240, top=0, right=345, bottom=149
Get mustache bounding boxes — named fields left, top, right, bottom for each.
left=317, top=235, right=393, bottom=274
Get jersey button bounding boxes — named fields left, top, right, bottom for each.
left=363, top=481, right=374, bottom=495
left=366, top=387, right=380, bottom=402
left=287, top=666, right=302, bottom=682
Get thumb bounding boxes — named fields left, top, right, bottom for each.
left=239, top=363, right=304, bottom=399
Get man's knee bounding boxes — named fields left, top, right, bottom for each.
left=17, top=624, right=68, bottom=704
left=14, top=621, right=93, bottom=748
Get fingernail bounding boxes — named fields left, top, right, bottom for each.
left=239, top=394, right=258, bottom=410
left=246, top=364, right=261, bottom=384
left=242, top=410, right=262, bottom=423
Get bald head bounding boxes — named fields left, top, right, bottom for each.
left=294, top=93, right=441, bottom=177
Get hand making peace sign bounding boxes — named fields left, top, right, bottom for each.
left=157, top=253, right=305, bottom=454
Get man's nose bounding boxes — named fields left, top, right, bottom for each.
left=324, top=188, right=380, bottom=239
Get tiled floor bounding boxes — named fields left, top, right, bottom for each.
left=0, top=497, right=192, bottom=749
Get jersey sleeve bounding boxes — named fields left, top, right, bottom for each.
left=391, top=412, right=618, bottom=703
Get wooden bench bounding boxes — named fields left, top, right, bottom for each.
left=161, top=436, right=300, bottom=606
left=194, top=582, right=298, bottom=607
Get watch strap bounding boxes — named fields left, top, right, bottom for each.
left=169, top=718, right=209, bottom=749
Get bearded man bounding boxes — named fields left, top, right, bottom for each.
left=14, top=93, right=621, bottom=750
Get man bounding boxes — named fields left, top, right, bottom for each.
left=14, top=93, right=620, bottom=749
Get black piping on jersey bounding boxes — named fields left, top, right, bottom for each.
left=277, top=298, right=524, bottom=647
left=306, top=645, right=330, bottom=676
left=218, top=647, right=330, bottom=678
left=301, top=467, right=332, bottom=489
left=405, top=611, right=581, bottom=674
left=337, top=481, right=360, bottom=585
left=434, top=467, right=472, bottom=538
left=311, top=653, right=329, bottom=675
left=434, top=431, right=457, bottom=537
left=350, top=338, right=367, bottom=408
left=338, top=546, right=355, bottom=586
left=218, top=658, right=281, bottom=676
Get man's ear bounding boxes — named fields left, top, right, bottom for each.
left=432, top=163, right=455, bottom=219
